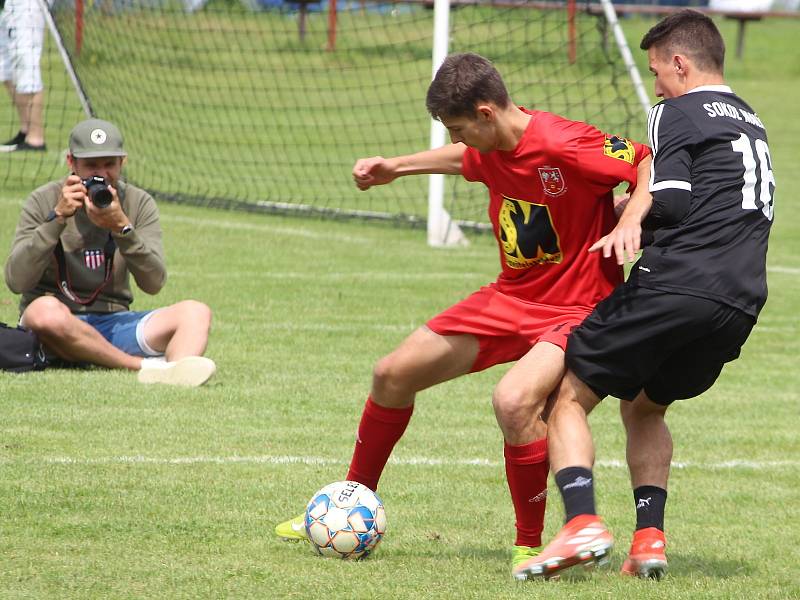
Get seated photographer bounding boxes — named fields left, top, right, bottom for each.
left=3, top=118, right=216, bottom=386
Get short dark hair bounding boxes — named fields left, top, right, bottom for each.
left=426, top=53, right=511, bottom=120
left=640, top=9, right=725, bottom=74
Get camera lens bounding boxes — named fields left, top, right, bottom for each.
left=82, top=176, right=113, bottom=209
left=90, top=186, right=113, bottom=209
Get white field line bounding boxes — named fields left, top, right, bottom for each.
left=168, top=266, right=800, bottom=282
left=160, top=214, right=369, bottom=244
left=159, top=213, right=800, bottom=276
left=171, top=264, right=796, bottom=281
left=18, top=454, right=798, bottom=471
left=767, top=265, right=800, bottom=275
left=158, top=215, right=800, bottom=276
left=169, top=270, right=489, bottom=281
left=222, top=322, right=411, bottom=333
left=752, top=325, right=797, bottom=333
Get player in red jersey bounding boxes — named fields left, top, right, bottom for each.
left=275, top=52, right=651, bottom=573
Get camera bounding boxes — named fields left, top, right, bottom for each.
left=81, top=176, right=113, bottom=209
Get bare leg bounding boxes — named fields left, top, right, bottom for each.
left=547, top=371, right=602, bottom=473
left=493, top=341, right=565, bottom=549
left=4, top=84, right=45, bottom=145
left=370, top=325, right=479, bottom=408
left=510, top=370, right=614, bottom=579
left=492, top=341, right=565, bottom=444
left=344, top=326, right=479, bottom=490
left=21, top=297, right=141, bottom=370
left=140, top=300, right=212, bottom=361
left=15, top=90, right=45, bottom=146
left=3, top=81, right=25, bottom=138
left=621, top=392, right=671, bottom=490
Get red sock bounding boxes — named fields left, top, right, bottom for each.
left=504, top=438, right=549, bottom=547
left=345, top=396, right=414, bottom=492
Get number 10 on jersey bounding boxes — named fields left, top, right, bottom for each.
left=731, top=133, right=775, bottom=221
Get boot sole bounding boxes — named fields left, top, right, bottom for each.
left=513, top=542, right=612, bottom=581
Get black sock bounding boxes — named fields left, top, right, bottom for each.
left=555, top=466, right=596, bottom=523
left=633, top=485, right=667, bottom=531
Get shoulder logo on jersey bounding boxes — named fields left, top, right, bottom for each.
left=498, top=196, right=563, bottom=269
left=538, top=167, right=566, bottom=196
left=603, top=135, right=635, bottom=164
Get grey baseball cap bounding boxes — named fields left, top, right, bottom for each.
left=69, top=118, right=127, bottom=158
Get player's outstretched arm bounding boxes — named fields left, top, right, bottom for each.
left=352, top=144, right=465, bottom=191
left=590, top=155, right=653, bottom=265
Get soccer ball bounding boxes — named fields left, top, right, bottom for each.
left=305, top=480, right=387, bottom=560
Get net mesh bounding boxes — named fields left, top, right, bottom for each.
left=1, top=0, right=646, bottom=230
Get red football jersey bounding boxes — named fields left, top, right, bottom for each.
left=462, top=108, right=650, bottom=308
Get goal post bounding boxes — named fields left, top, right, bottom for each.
left=427, top=0, right=468, bottom=247
left=598, top=0, right=651, bottom=116
left=2, top=0, right=649, bottom=242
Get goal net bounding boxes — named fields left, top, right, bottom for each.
left=1, top=0, right=646, bottom=232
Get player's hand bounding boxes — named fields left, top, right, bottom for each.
left=589, top=215, right=642, bottom=265
left=84, top=184, right=131, bottom=233
left=352, top=156, right=397, bottom=190
left=55, top=174, right=88, bottom=220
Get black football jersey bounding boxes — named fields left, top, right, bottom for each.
left=632, top=85, right=775, bottom=317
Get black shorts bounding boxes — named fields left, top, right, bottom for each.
left=566, top=285, right=755, bottom=405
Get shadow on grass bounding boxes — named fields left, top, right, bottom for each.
left=665, top=553, right=755, bottom=579
left=400, top=543, right=756, bottom=582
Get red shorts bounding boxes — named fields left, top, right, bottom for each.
left=426, top=285, right=593, bottom=373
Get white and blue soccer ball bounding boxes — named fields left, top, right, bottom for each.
left=305, top=480, right=387, bottom=560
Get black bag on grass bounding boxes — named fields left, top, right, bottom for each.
left=0, top=322, right=47, bottom=372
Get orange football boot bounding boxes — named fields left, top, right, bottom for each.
left=512, top=514, right=613, bottom=580
left=620, top=527, right=667, bottom=579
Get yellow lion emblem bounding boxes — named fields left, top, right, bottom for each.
left=603, top=136, right=635, bottom=164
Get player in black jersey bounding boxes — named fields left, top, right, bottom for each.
left=513, top=10, right=776, bottom=581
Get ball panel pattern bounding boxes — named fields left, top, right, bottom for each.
left=305, top=480, right=387, bottom=560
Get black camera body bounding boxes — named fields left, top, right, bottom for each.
left=82, top=176, right=113, bottom=209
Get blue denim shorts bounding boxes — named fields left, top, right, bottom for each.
left=76, top=310, right=162, bottom=357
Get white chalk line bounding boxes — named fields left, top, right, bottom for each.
left=158, top=215, right=800, bottom=277
left=169, top=270, right=489, bottom=281
left=767, top=265, right=800, bottom=275
left=169, top=265, right=796, bottom=281
left=9, top=454, right=796, bottom=471
left=169, top=264, right=795, bottom=283
left=222, top=321, right=411, bottom=333
left=160, top=214, right=369, bottom=245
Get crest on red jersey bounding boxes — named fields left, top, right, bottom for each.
left=538, top=166, right=566, bottom=196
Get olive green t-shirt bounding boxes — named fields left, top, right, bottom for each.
left=4, top=178, right=167, bottom=314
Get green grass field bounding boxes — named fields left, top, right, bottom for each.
left=1, top=13, right=799, bottom=600
left=0, top=3, right=644, bottom=226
